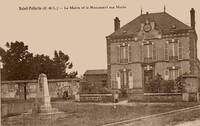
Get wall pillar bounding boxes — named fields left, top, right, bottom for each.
left=182, top=74, right=199, bottom=102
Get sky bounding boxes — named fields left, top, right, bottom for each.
left=0, top=0, right=200, bottom=76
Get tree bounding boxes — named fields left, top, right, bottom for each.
left=0, top=47, right=6, bottom=80
left=53, top=50, right=74, bottom=79
left=2, top=41, right=77, bottom=80
left=0, top=47, right=6, bottom=57
left=29, top=54, right=55, bottom=79
left=66, top=71, right=78, bottom=78
left=3, top=41, right=33, bottom=80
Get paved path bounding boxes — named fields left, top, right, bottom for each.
left=174, top=118, right=200, bottom=126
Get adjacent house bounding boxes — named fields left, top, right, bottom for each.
left=82, top=69, right=107, bottom=94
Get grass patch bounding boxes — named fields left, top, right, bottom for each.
left=2, top=102, right=200, bottom=126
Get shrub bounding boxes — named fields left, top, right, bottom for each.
left=145, top=73, right=183, bottom=93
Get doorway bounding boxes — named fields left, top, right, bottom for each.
left=144, top=70, right=153, bottom=93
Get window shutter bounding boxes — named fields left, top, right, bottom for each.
left=153, top=44, right=156, bottom=60
left=178, top=41, right=183, bottom=60
left=129, top=71, right=133, bottom=89
left=164, top=43, right=169, bottom=61
left=116, top=72, right=121, bottom=89
left=117, top=45, right=120, bottom=63
left=129, top=45, right=132, bottom=62
left=164, top=69, right=169, bottom=80
left=149, top=44, right=153, bottom=58
left=174, top=43, right=178, bottom=57
left=144, top=45, right=148, bottom=58
left=125, top=46, right=128, bottom=59
left=139, top=45, right=143, bottom=61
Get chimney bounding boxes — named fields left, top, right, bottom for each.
left=190, top=8, right=195, bottom=29
left=114, top=17, right=120, bottom=31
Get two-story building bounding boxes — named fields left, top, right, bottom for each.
left=106, top=8, right=199, bottom=99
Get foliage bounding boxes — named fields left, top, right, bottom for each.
left=53, top=50, right=73, bottom=79
left=145, top=73, right=183, bottom=93
left=0, top=47, right=6, bottom=80
left=2, top=41, right=77, bottom=80
left=2, top=42, right=33, bottom=80
left=0, top=46, right=6, bottom=57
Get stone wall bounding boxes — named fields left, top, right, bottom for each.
left=1, top=79, right=80, bottom=99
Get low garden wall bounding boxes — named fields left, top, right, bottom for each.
left=129, top=93, right=183, bottom=102
left=143, top=93, right=182, bottom=102
left=79, top=94, right=115, bottom=103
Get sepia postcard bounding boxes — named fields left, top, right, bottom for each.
left=1, top=0, right=200, bottom=126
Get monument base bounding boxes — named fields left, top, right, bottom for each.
left=26, top=104, right=61, bottom=115
left=26, top=107, right=62, bottom=115
left=40, top=107, right=59, bottom=113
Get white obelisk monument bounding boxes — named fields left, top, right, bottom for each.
left=34, top=73, right=58, bottom=114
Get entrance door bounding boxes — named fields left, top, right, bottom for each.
left=144, top=70, right=153, bottom=93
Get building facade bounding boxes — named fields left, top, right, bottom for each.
left=106, top=8, right=199, bottom=98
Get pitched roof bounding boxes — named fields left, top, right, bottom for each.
left=84, top=69, right=107, bottom=75
left=108, top=12, right=192, bottom=37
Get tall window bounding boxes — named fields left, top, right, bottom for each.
left=115, top=69, right=131, bottom=90
left=168, top=39, right=179, bottom=60
left=165, top=68, right=182, bottom=80
left=169, top=69, right=178, bottom=80
left=118, top=43, right=131, bottom=63
left=120, top=46, right=128, bottom=60
left=143, top=41, right=156, bottom=62
left=170, top=65, right=183, bottom=80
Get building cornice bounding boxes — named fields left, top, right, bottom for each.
left=106, top=32, right=190, bottom=43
